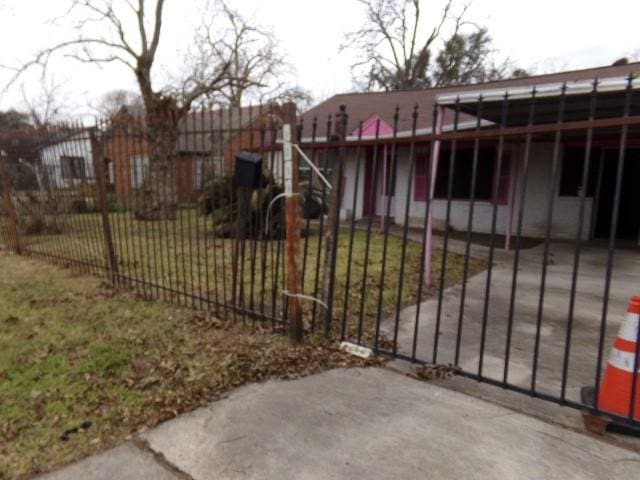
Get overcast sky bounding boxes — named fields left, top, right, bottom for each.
left=0, top=0, right=638, bottom=117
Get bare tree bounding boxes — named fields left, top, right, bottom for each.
left=431, top=27, right=526, bottom=86
left=343, top=0, right=460, bottom=90
left=19, top=75, right=71, bottom=127
left=192, top=2, right=303, bottom=108
left=96, top=88, right=144, bottom=117
left=344, top=0, right=521, bottom=91
left=5, top=0, right=236, bottom=219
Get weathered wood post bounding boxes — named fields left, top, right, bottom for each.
left=0, top=154, right=22, bottom=255
left=282, top=102, right=304, bottom=343
left=322, top=105, right=348, bottom=337
left=90, top=127, right=119, bottom=284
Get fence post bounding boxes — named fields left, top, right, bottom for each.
left=0, top=154, right=22, bottom=255
left=90, top=127, right=118, bottom=283
left=322, top=105, right=348, bottom=337
left=282, top=103, right=304, bottom=343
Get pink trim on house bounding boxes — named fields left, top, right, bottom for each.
left=354, top=114, right=395, bottom=223
left=354, top=114, right=394, bottom=138
left=381, top=144, right=388, bottom=230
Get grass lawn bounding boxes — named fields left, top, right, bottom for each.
left=0, top=253, right=379, bottom=479
left=12, top=208, right=486, bottom=341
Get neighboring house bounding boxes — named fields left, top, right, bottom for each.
left=0, top=127, right=96, bottom=191
left=105, top=105, right=283, bottom=204
left=300, top=62, right=640, bottom=243
left=38, top=130, right=95, bottom=189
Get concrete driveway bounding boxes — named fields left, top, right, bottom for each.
left=387, top=239, right=640, bottom=405
left=39, top=368, right=640, bottom=480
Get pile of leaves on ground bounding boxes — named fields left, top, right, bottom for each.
left=0, top=253, right=382, bottom=479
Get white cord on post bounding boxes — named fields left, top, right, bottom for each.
left=292, top=143, right=333, bottom=191
left=264, top=192, right=299, bottom=236
left=276, top=139, right=333, bottom=191
left=282, top=289, right=328, bottom=309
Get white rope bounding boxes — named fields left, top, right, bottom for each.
left=292, top=143, right=333, bottom=191
left=282, top=289, right=328, bottom=309
left=276, top=139, right=333, bottom=190
left=264, top=192, right=299, bottom=236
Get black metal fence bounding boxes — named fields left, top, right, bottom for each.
left=1, top=76, right=640, bottom=428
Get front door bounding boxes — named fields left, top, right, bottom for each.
left=363, top=147, right=377, bottom=217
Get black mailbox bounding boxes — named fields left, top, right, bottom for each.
left=233, top=151, right=262, bottom=189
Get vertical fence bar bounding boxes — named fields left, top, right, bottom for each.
left=90, top=127, right=118, bottom=283
left=411, top=105, right=439, bottom=361
left=560, top=79, right=599, bottom=401
left=434, top=100, right=460, bottom=364
left=0, top=155, right=21, bottom=254
left=357, top=118, right=381, bottom=344
left=374, top=106, right=399, bottom=349
left=341, top=119, right=364, bottom=341
left=477, top=93, right=510, bottom=375
left=392, top=105, right=419, bottom=355
left=310, top=115, right=332, bottom=331
left=531, top=83, right=568, bottom=393
left=457, top=96, right=484, bottom=368
left=503, top=87, right=537, bottom=384
left=323, top=105, right=348, bottom=337
left=594, top=75, right=634, bottom=411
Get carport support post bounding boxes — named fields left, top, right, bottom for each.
left=282, top=103, right=304, bottom=343
left=424, top=106, right=444, bottom=287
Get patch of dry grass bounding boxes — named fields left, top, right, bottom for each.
left=0, top=253, right=380, bottom=479
left=15, top=209, right=485, bottom=337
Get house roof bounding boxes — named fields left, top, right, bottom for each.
left=177, top=105, right=281, bottom=153
left=301, top=62, right=640, bottom=140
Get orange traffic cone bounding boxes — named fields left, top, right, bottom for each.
left=598, top=296, right=640, bottom=419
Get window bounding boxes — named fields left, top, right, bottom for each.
left=559, top=147, right=599, bottom=197
left=434, top=147, right=496, bottom=201
left=60, top=156, right=86, bottom=179
left=194, top=158, right=206, bottom=190
left=413, top=151, right=430, bottom=201
left=130, top=155, right=149, bottom=188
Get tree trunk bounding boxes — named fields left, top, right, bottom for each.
left=134, top=109, right=179, bottom=221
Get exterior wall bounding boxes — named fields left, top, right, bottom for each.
left=339, top=150, right=366, bottom=221
left=519, top=143, right=593, bottom=239
left=39, top=137, right=95, bottom=189
left=104, top=129, right=150, bottom=203
left=340, top=142, right=596, bottom=240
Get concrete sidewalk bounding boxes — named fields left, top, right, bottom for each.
left=40, top=368, right=640, bottom=480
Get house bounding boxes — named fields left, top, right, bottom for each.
left=38, top=129, right=96, bottom=190
left=300, top=62, right=640, bottom=245
left=105, top=104, right=283, bottom=204
left=0, top=126, right=96, bottom=191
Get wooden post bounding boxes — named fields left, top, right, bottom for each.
left=282, top=103, right=304, bottom=343
left=90, top=128, right=118, bottom=283
left=0, top=154, right=22, bottom=254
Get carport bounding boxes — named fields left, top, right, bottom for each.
left=434, top=74, right=640, bottom=247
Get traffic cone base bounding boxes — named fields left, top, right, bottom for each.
left=598, top=296, right=640, bottom=420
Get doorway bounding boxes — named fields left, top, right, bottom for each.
left=594, top=149, right=640, bottom=241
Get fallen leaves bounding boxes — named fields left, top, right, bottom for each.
left=409, top=363, right=461, bottom=381
left=0, top=253, right=385, bottom=479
